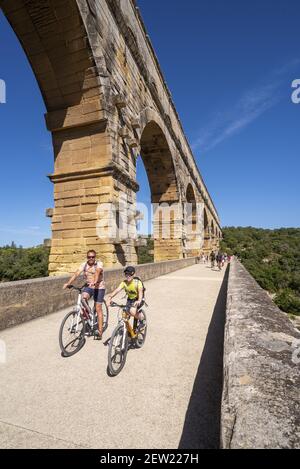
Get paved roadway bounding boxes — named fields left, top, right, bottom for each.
left=0, top=263, right=227, bottom=449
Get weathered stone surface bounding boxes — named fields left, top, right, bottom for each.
left=0, top=257, right=196, bottom=331
left=221, top=260, right=300, bottom=449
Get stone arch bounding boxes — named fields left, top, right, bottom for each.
left=140, top=121, right=179, bottom=204
left=203, top=207, right=211, bottom=253
left=139, top=119, right=182, bottom=262
left=1, top=1, right=108, bottom=114
left=211, top=220, right=215, bottom=235
left=138, top=107, right=177, bottom=158
left=184, top=183, right=200, bottom=257
left=204, top=208, right=209, bottom=234
left=186, top=184, right=196, bottom=233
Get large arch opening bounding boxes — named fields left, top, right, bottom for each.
left=185, top=183, right=198, bottom=257
left=139, top=121, right=182, bottom=262
left=0, top=9, right=52, bottom=250
left=203, top=208, right=210, bottom=253
left=135, top=156, right=154, bottom=264
left=1, top=1, right=113, bottom=275
left=211, top=220, right=217, bottom=250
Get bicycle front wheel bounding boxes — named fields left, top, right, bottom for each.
left=59, top=310, right=86, bottom=357
left=108, top=323, right=128, bottom=376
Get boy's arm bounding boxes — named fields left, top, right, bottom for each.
left=107, top=284, right=123, bottom=304
left=137, top=287, right=143, bottom=304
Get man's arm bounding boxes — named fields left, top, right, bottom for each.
left=63, top=269, right=81, bottom=290
left=91, top=267, right=103, bottom=287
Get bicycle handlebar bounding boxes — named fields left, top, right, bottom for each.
left=110, top=300, right=146, bottom=309
left=110, top=302, right=126, bottom=308
left=67, top=285, right=85, bottom=292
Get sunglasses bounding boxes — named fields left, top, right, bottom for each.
left=87, top=256, right=96, bottom=259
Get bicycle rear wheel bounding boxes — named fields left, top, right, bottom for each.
left=59, top=310, right=86, bottom=357
left=108, top=323, right=128, bottom=376
left=92, top=301, right=109, bottom=335
left=135, top=310, right=147, bottom=349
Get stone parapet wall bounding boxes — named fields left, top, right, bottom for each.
left=221, top=259, right=300, bottom=449
left=0, top=257, right=196, bottom=331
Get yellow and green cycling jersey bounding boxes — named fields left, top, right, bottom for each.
left=119, top=279, right=143, bottom=300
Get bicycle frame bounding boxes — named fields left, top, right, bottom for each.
left=71, top=292, right=97, bottom=332
left=116, top=310, right=138, bottom=350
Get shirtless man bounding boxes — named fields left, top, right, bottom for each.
left=63, top=250, right=105, bottom=339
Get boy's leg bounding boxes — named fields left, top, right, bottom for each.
left=130, top=306, right=144, bottom=321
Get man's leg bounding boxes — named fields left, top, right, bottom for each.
left=95, top=289, right=105, bottom=338
left=95, top=303, right=103, bottom=337
left=82, top=292, right=91, bottom=303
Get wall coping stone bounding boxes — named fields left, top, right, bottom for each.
left=221, top=259, right=300, bottom=449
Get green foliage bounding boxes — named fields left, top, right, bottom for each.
left=221, top=227, right=300, bottom=316
left=274, top=289, right=300, bottom=315
left=0, top=244, right=50, bottom=282
left=137, top=236, right=154, bottom=265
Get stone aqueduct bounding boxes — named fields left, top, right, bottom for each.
left=1, top=0, right=221, bottom=274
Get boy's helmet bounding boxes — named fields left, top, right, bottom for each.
left=124, top=266, right=135, bottom=275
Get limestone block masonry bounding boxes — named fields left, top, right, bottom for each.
left=0, top=0, right=221, bottom=274
left=221, top=260, right=300, bottom=449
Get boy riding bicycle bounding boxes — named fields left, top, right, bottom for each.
left=107, top=266, right=146, bottom=329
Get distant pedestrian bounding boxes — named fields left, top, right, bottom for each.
left=216, top=252, right=223, bottom=270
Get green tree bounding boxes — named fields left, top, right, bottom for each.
left=221, top=227, right=300, bottom=316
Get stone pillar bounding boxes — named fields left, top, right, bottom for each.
left=153, top=202, right=183, bottom=262
left=202, top=229, right=211, bottom=255
left=184, top=199, right=203, bottom=258
left=47, top=102, right=140, bottom=275
left=49, top=167, right=139, bottom=275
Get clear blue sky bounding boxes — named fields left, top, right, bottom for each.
left=0, top=0, right=299, bottom=247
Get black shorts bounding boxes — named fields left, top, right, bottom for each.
left=126, top=298, right=138, bottom=311
left=125, top=298, right=144, bottom=312
left=82, top=287, right=105, bottom=304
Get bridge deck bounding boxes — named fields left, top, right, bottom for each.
left=0, top=263, right=227, bottom=449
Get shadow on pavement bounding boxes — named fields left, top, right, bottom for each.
left=178, top=266, right=229, bottom=449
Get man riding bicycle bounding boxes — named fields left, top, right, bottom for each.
left=63, top=250, right=105, bottom=339
left=107, top=266, right=146, bottom=329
